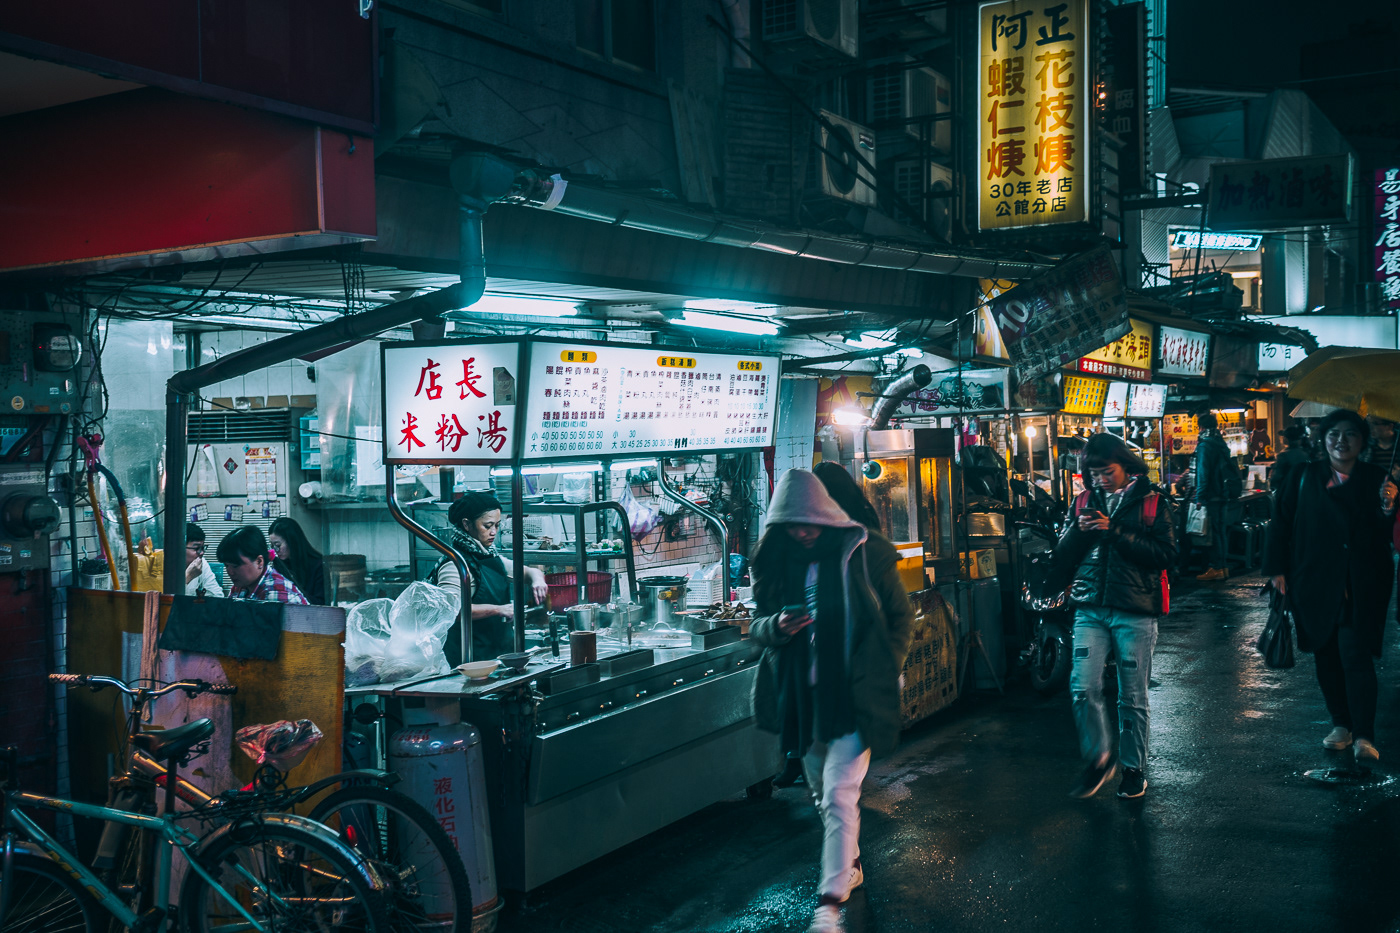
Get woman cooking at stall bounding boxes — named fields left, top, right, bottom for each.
left=434, top=491, right=550, bottom=660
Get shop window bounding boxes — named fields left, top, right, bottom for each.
left=577, top=0, right=656, bottom=71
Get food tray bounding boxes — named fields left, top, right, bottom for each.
left=690, top=625, right=741, bottom=650
left=598, top=649, right=655, bottom=677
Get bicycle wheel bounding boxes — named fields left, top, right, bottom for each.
left=309, top=785, right=473, bottom=933
left=178, top=815, right=391, bottom=933
left=0, top=852, right=102, bottom=933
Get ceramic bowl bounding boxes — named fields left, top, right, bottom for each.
left=457, top=660, right=501, bottom=680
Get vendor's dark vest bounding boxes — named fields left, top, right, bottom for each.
left=436, top=548, right=513, bottom=665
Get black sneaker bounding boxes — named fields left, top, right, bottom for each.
left=1069, top=759, right=1116, bottom=799
left=773, top=756, right=806, bottom=788
left=1116, top=768, right=1147, bottom=799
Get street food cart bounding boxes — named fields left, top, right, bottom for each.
left=370, top=335, right=785, bottom=891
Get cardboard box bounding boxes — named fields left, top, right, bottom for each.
left=959, top=548, right=998, bottom=580
left=893, top=542, right=925, bottom=593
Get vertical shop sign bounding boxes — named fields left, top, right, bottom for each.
left=989, top=244, right=1130, bottom=382
left=977, top=0, right=1089, bottom=230
left=1375, top=168, right=1400, bottom=309
left=1101, top=3, right=1147, bottom=195
left=382, top=342, right=521, bottom=464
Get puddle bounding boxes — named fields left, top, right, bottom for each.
left=1301, top=768, right=1397, bottom=787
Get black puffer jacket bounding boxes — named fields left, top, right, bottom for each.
left=1052, top=476, right=1177, bottom=616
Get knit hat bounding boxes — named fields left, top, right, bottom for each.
left=766, top=469, right=864, bottom=529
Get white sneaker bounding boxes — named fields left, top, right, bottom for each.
left=808, top=904, right=842, bottom=933
left=1323, top=727, right=1353, bottom=750
left=1355, top=738, right=1380, bottom=768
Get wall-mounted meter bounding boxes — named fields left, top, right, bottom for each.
left=0, top=464, right=58, bottom=571
left=0, top=312, right=83, bottom=414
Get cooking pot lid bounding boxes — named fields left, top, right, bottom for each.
left=638, top=576, right=687, bottom=586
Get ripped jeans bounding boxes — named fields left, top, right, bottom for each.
left=1070, top=606, right=1158, bottom=771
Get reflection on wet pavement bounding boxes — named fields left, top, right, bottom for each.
left=498, top=574, right=1400, bottom=932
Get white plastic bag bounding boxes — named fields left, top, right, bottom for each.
left=344, top=598, right=394, bottom=686
left=343, top=582, right=460, bottom=684
left=378, top=581, right=461, bottom=682
left=618, top=485, right=660, bottom=539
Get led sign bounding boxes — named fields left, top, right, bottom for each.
left=1170, top=231, right=1263, bottom=251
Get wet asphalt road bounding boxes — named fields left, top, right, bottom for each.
left=498, top=574, right=1400, bottom=933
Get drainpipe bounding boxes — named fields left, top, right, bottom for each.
left=504, top=172, right=1049, bottom=280
left=870, top=364, right=934, bottom=429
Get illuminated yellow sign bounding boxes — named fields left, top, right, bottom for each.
left=560, top=350, right=597, bottom=363
left=657, top=356, right=697, bottom=368
left=1061, top=375, right=1107, bottom=415
left=737, top=360, right=763, bottom=371
left=977, top=0, right=1089, bottom=231
left=1078, top=318, right=1153, bottom=380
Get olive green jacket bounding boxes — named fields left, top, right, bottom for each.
left=749, top=529, right=916, bottom=758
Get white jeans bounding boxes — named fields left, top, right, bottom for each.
left=802, top=731, right=870, bottom=902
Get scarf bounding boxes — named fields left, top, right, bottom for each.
left=775, top=529, right=855, bottom=756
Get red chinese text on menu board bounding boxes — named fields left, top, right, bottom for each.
left=383, top=343, right=520, bottom=463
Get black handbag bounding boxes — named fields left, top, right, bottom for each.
left=1256, top=586, right=1295, bottom=669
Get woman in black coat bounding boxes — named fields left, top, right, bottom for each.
left=1265, top=409, right=1398, bottom=768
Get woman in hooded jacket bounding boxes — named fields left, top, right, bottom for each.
left=750, top=469, right=915, bottom=933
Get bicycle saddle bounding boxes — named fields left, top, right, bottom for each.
left=132, top=718, right=215, bottom=761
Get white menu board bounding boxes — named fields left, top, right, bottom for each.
left=382, top=341, right=521, bottom=464
left=1157, top=325, right=1210, bottom=378
left=1126, top=383, right=1167, bottom=419
left=522, top=342, right=781, bottom=459
left=1103, top=381, right=1129, bottom=419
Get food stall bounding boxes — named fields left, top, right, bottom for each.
left=358, top=335, right=785, bottom=892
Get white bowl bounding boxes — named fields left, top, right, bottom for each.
left=457, top=660, right=501, bottom=680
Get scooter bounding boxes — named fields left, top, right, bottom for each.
left=1016, top=521, right=1074, bottom=694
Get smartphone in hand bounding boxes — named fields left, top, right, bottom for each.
left=779, top=603, right=813, bottom=634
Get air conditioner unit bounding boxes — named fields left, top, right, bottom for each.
left=817, top=110, right=878, bottom=207
left=762, top=0, right=859, bottom=59
left=893, top=159, right=954, bottom=241
left=867, top=63, right=951, bottom=152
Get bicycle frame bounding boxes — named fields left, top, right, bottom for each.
left=3, top=790, right=267, bottom=932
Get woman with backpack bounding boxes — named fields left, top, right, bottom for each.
left=1051, top=433, right=1176, bottom=800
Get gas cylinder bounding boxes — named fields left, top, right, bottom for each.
left=388, top=720, right=499, bottom=922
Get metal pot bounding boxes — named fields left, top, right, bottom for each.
left=637, top=575, right=688, bottom=629
left=566, top=603, right=602, bottom=631
left=601, top=602, right=644, bottom=631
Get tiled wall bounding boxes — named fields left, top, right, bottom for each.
left=198, top=329, right=318, bottom=405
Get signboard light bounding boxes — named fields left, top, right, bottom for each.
left=468, top=296, right=579, bottom=317
left=676, top=310, right=779, bottom=336
left=1170, top=230, right=1263, bottom=251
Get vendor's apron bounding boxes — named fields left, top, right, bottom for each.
left=469, top=551, right=515, bottom=661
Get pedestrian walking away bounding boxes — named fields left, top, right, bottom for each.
left=1264, top=409, right=1398, bottom=768
left=749, top=469, right=914, bottom=933
left=1051, top=434, right=1176, bottom=800
left=1193, top=412, right=1239, bottom=581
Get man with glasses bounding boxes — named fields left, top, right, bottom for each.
left=185, top=522, right=225, bottom=596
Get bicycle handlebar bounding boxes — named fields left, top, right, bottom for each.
left=48, top=674, right=237, bottom=697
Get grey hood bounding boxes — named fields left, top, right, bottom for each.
left=767, top=469, right=866, bottom=532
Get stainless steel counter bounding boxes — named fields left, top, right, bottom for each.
left=363, top=634, right=782, bottom=892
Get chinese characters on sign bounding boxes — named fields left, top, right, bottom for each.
left=1208, top=154, right=1354, bottom=229
left=989, top=244, right=1130, bottom=382
left=977, top=0, right=1089, bottom=230
left=1127, top=383, right=1166, bottom=419
left=1078, top=317, right=1153, bottom=381
left=1257, top=342, right=1305, bottom=373
left=1156, top=325, right=1210, bottom=378
left=523, top=344, right=780, bottom=458
left=1101, top=2, right=1146, bottom=195
left=1061, top=374, right=1107, bottom=415
left=1375, top=168, right=1400, bottom=309
left=382, top=342, right=520, bottom=464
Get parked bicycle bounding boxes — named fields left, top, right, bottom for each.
left=62, top=673, right=472, bottom=933
left=1, top=674, right=393, bottom=933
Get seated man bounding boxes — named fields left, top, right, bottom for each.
left=216, top=525, right=307, bottom=604
left=185, top=522, right=224, bottom=597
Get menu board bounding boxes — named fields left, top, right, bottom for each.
left=382, top=341, right=521, bottom=464
left=1061, top=375, right=1107, bottom=415
left=1127, top=383, right=1166, bottom=419
left=1103, top=381, right=1129, bottom=419
left=1157, top=325, right=1210, bottom=378
left=522, top=342, right=781, bottom=459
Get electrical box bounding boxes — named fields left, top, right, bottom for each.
left=0, top=464, right=59, bottom=571
left=0, top=311, right=83, bottom=416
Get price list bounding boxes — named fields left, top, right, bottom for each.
left=523, top=344, right=781, bottom=459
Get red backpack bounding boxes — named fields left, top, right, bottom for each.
left=1072, top=486, right=1170, bottom=615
